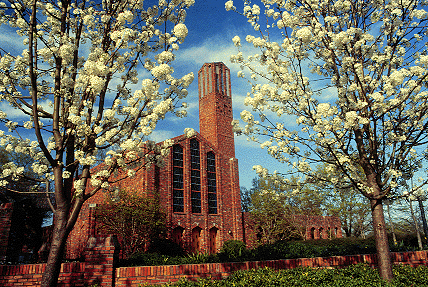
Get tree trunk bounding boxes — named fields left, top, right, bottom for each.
left=370, top=198, right=393, bottom=281
left=409, top=199, right=423, bottom=251
left=386, top=201, right=397, bottom=246
left=41, top=206, right=70, bottom=287
left=418, top=198, right=428, bottom=242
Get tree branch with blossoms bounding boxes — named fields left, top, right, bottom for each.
left=227, top=0, right=428, bottom=281
left=0, top=0, right=195, bottom=286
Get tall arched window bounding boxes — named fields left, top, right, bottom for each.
left=310, top=227, right=315, bottom=239
left=209, top=227, right=218, bottom=254
left=172, top=145, right=184, bottom=212
left=190, top=139, right=201, bottom=213
left=192, top=227, right=202, bottom=253
left=319, top=227, right=324, bottom=239
left=172, top=226, right=184, bottom=247
left=207, top=151, right=217, bottom=214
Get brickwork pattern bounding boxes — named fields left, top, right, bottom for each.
left=115, top=250, right=428, bottom=286
left=67, top=62, right=244, bottom=258
left=0, top=235, right=118, bottom=287
left=2, top=245, right=427, bottom=286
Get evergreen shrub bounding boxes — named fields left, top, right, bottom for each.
left=142, top=264, right=428, bottom=287
left=123, top=235, right=425, bottom=267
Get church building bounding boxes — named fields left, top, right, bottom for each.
left=67, top=62, right=244, bottom=257
left=66, top=62, right=342, bottom=259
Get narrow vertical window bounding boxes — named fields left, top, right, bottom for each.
left=226, top=69, right=230, bottom=97
left=207, top=65, right=211, bottom=94
left=172, top=145, right=184, bottom=212
left=190, top=139, right=201, bottom=213
left=198, top=70, right=203, bottom=98
left=207, top=151, right=217, bottom=214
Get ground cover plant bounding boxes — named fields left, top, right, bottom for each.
left=144, top=264, right=428, bottom=287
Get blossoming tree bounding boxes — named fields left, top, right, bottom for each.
left=226, top=0, right=428, bottom=281
left=0, top=0, right=194, bottom=286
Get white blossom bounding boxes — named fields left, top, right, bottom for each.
left=232, top=35, right=241, bottom=47
left=184, top=127, right=197, bottom=138
left=225, top=1, right=235, bottom=11
left=173, top=23, right=188, bottom=41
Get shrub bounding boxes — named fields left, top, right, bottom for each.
left=122, top=235, right=425, bottom=267
left=218, top=240, right=247, bottom=261
left=120, top=251, right=219, bottom=267
left=147, top=238, right=185, bottom=257
left=145, top=264, right=428, bottom=286
left=95, top=190, right=167, bottom=258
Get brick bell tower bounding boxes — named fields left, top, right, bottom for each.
left=198, top=62, right=235, bottom=159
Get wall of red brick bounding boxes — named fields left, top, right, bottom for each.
left=0, top=235, right=118, bottom=287
left=2, top=249, right=427, bottom=286
left=114, top=250, right=428, bottom=286
left=67, top=131, right=245, bottom=258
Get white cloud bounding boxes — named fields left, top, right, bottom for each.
left=177, top=35, right=242, bottom=69
left=148, top=129, right=175, bottom=143
left=0, top=29, right=26, bottom=53
left=234, top=134, right=259, bottom=149
left=0, top=101, right=30, bottom=120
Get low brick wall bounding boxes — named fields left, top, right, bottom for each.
left=1, top=249, right=427, bottom=286
left=0, top=262, right=85, bottom=286
left=115, top=250, right=428, bottom=286
left=0, top=236, right=118, bottom=287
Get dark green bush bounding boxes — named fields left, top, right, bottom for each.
left=120, top=251, right=220, bottom=267
left=122, top=235, right=425, bottom=267
left=147, top=238, right=185, bottom=257
left=146, top=264, right=428, bottom=287
left=218, top=240, right=247, bottom=261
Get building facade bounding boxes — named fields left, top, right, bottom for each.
left=67, top=62, right=244, bottom=258
left=66, top=62, right=341, bottom=259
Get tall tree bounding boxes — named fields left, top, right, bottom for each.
left=0, top=0, right=195, bottom=286
left=312, top=164, right=371, bottom=238
left=244, top=176, right=323, bottom=244
left=227, top=0, right=428, bottom=281
left=95, top=190, right=166, bottom=258
left=324, top=186, right=371, bottom=238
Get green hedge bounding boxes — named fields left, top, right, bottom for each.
left=122, top=235, right=425, bottom=267
left=144, top=264, right=428, bottom=287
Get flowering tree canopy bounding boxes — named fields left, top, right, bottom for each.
left=0, top=0, right=194, bottom=286
left=226, top=0, right=428, bottom=281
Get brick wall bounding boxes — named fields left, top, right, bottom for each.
left=0, top=203, right=13, bottom=263
left=0, top=235, right=118, bottom=287
left=2, top=249, right=427, bottom=286
left=115, top=250, right=428, bottom=286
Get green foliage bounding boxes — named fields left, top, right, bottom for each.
left=144, top=264, right=428, bottom=287
left=147, top=238, right=185, bottom=257
left=244, top=176, right=323, bottom=245
left=95, top=190, right=167, bottom=258
left=312, top=164, right=372, bottom=238
left=120, top=251, right=220, bottom=267
left=219, top=240, right=247, bottom=261
left=120, top=235, right=425, bottom=267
